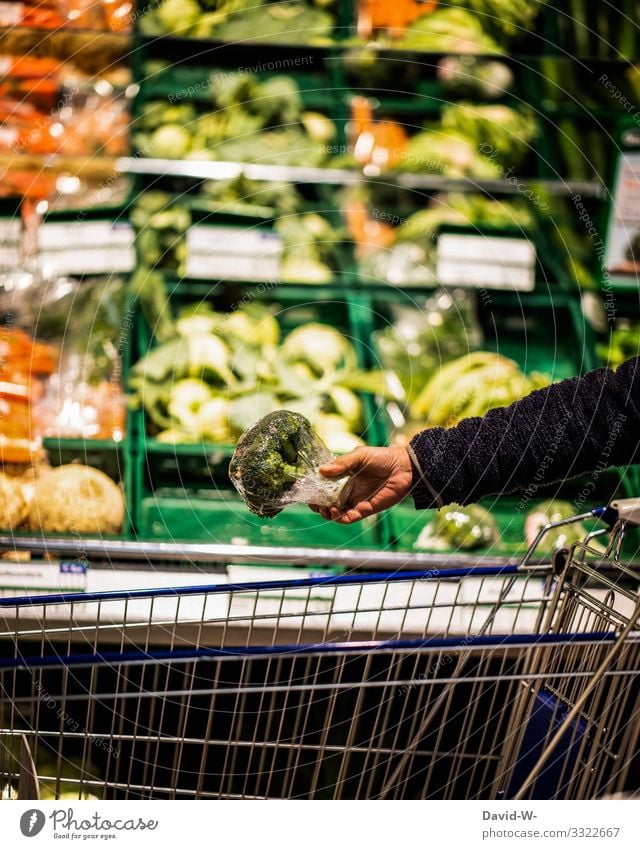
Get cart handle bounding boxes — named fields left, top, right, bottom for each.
left=0, top=564, right=521, bottom=608
left=605, top=498, right=640, bottom=527
left=0, top=630, right=622, bottom=671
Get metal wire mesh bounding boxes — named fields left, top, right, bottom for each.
left=0, top=509, right=637, bottom=801
left=0, top=567, right=552, bottom=653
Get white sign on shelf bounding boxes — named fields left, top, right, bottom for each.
left=437, top=233, right=536, bottom=291
left=0, top=217, right=22, bottom=269
left=0, top=560, right=87, bottom=596
left=38, top=220, right=135, bottom=275
left=185, top=225, right=283, bottom=281
left=605, top=150, right=640, bottom=279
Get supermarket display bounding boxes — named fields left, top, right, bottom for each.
left=0, top=0, right=639, bottom=805
left=0, top=0, right=635, bottom=556
left=129, top=296, right=381, bottom=452
left=134, top=73, right=336, bottom=165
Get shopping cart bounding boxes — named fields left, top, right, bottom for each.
left=0, top=499, right=638, bottom=800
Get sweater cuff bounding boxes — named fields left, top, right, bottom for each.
left=406, top=442, right=443, bottom=510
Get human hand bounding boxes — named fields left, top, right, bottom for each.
left=309, top=446, right=414, bottom=524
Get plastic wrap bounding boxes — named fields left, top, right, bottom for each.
left=229, top=411, right=347, bottom=518
left=0, top=265, right=126, bottom=442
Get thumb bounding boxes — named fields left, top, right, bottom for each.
left=320, top=447, right=367, bottom=477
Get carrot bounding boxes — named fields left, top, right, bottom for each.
left=4, top=56, right=61, bottom=79
left=21, top=6, right=66, bottom=29
left=0, top=435, right=39, bottom=465
left=0, top=171, right=56, bottom=200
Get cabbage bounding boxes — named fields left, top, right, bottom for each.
left=156, top=0, right=201, bottom=34
left=415, top=504, right=499, bottom=551
left=198, top=397, right=233, bottom=443
left=525, top=500, right=587, bottom=552
left=149, top=125, right=192, bottom=159
left=281, top=324, right=358, bottom=375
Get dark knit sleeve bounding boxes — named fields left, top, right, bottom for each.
left=407, top=357, right=640, bottom=509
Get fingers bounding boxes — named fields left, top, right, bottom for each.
left=324, top=501, right=375, bottom=524
left=319, top=446, right=369, bottom=477
left=308, top=503, right=332, bottom=520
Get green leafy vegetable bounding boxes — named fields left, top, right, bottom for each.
left=229, top=410, right=345, bottom=517
left=415, top=503, right=499, bottom=551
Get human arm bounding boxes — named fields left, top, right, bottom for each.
left=312, top=357, right=640, bottom=523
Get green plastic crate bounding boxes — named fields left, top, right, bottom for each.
left=133, top=282, right=381, bottom=446
left=389, top=469, right=627, bottom=557
left=131, top=284, right=389, bottom=545
left=138, top=489, right=385, bottom=550
left=354, top=289, right=596, bottom=448
left=140, top=59, right=338, bottom=112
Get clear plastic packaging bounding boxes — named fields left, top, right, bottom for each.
left=415, top=503, right=499, bottom=552
left=229, top=410, right=347, bottom=518
left=0, top=265, right=126, bottom=442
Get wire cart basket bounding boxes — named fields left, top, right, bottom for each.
left=0, top=499, right=638, bottom=800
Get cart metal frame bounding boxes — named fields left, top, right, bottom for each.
left=0, top=501, right=637, bottom=800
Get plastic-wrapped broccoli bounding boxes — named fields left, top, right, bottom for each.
left=229, top=410, right=346, bottom=518
left=415, top=503, right=499, bottom=551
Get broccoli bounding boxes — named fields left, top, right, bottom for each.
left=415, top=504, right=499, bottom=552
left=229, top=410, right=314, bottom=517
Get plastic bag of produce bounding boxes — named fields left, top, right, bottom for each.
left=229, top=410, right=347, bottom=518
left=414, top=503, right=499, bottom=551
left=31, top=277, right=131, bottom=442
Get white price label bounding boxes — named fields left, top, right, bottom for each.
left=437, top=234, right=536, bottom=291
left=185, top=225, right=283, bottom=281
left=38, top=220, right=135, bottom=274
left=605, top=151, right=640, bottom=277
left=0, top=216, right=22, bottom=268
left=0, top=560, right=87, bottom=595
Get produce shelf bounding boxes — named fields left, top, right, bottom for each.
left=1, top=0, right=631, bottom=567
left=137, top=488, right=386, bottom=551
left=42, top=437, right=124, bottom=453
left=117, top=157, right=606, bottom=199
left=0, top=25, right=131, bottom=66
left=387, top=468, right=630, bottom=557
left=137, top=28, right=639, bottom=64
